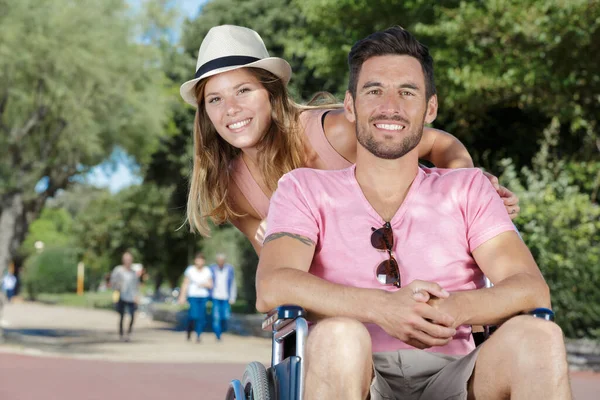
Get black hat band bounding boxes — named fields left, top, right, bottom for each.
left=194, top=56, right=261, bottom=79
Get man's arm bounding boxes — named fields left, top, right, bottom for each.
left=256, top=232, right=457, bottom=349
left=257, top=233, right=379, bottom=319
left=418, top=127, right=474, bottom=169
left=229, top=266, right=237, bottom=304
left=109, top=267, right=119, bottom=289
left=429, top=230, right=550, bottom=327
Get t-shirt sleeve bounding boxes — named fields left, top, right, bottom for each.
left=465, top=170, right=516, bottom=251
left=264, top=172, right=319, bottom=244
left=184, top=266, right=192, bottom=280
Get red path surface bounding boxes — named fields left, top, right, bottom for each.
left=0, top=353, right=598, bottom=400
left=0, top=353, right=242, bottom=400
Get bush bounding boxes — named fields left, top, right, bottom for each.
left=500, top=119, right=600, bottom=339
left=22, top=246, right=79, bottom=299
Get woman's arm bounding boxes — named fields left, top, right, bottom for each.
left=178, top=277, right=190, bottom=305
left=418, top=127, right=521, bottom=218
left=203, top=274, right=214, bottom=289
left=418, top=127, right=474, bottom=168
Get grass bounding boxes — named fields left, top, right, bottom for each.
left=31, top=292, right=255, bottom=314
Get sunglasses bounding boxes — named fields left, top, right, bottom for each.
left=371, top=222, right=401, bottom=288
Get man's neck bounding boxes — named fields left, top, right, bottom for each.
left=354, top=146, right=420, bottom=221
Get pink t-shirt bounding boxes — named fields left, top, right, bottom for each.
left=265, top=165, right=516, bottom=355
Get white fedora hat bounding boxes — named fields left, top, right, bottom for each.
left=179, top=25, right=292, bottom=107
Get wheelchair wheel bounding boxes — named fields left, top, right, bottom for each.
left=241, top=361, right=272, bottom=400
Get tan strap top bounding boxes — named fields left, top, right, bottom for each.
left=229, top=109, right=353, bottom=219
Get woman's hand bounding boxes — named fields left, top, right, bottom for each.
left=482, top=171, right=520, bottom=219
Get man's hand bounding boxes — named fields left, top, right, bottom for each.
left=373, top=280, right=457, bottom=350
left=421, top=291, right=464, bottom=329
left=482, top=171, right=520, bottom=219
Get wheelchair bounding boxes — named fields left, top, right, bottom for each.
left=225, top=304, right=555, bottom=400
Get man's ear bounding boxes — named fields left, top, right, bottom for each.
left=343, top=91, right=356, bottom=124
left=425, top=94, right=438, bottom=124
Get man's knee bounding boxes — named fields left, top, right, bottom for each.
left=494, top=315, right=567, bottom=364
left=307, top=317, right=372, bottom=360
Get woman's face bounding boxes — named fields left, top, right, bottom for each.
left=203, top=68, right=272, bottom=151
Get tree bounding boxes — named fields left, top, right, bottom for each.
left=500, top=119, right=600, bottom=338
left=288, top=0, right=599, bottom=170
left=71, top=183, right=188, bottom=289
left=416, top=0, right=600, bottom=169
left=0, top=0, right=169, bottom=279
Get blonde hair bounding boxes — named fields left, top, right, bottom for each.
left=187, top=68, right=306, bottom=236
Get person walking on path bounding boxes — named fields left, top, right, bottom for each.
left=110, top=251, right=140, bottom=342
left=2, top=271, right=17, bottom=302
left=178, top=252, right=213, bottom=343
left=209, top=253, right=237, bottom=341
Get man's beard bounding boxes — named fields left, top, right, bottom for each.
left=355, top=110, right=426, bottom=160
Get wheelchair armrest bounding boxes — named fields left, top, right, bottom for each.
left=524, top=307, right=555, bottom=321
left=262, top=305, right=307, bottom=332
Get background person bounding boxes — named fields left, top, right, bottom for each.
left=2, top=271, right=17, bottom=303
left=209, top=253, right=237, bottom=341
left=110, top=250, right=139, bottom=342
left=178, top=252, right=213, bottom=343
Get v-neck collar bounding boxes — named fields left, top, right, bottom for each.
left=347, top=164, right=425, bottom=226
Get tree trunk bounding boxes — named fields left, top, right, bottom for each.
left=0, top=191, right=24, bottom=338
left=0, top=192, right=23, bottom=279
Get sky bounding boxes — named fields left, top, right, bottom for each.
left=88, top=0, right=207, bottom=193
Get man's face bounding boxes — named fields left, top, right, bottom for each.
left=344, top=55, right=437, bottom=159
left=216, top=255, right=226, bottom=267
left=122, top=253, right=133, bottom=267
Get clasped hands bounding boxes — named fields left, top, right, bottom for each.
left=374, top=280, right=461, bottom=350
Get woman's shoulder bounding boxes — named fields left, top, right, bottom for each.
left=298, top=108, right=330, bottom=127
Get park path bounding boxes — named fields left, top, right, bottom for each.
left=1, top=302, right=598, bottom=400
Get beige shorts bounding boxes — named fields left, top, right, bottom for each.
left=370, top=347, right=482, bottom=400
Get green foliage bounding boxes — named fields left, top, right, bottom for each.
left=0, top=0, right=169, bottom=191
left=71, top=182, right=192, bottom=288
left=500, top=119, right=600, bottom=338
left=236, top=233, right=259, bottom=313
left=417, top=0, right=600, bottom=168
left=281, top=0, right=600, bottom=169
left=22, top=246, right=79, bottom=299
left=0, top=0, right=171, bottom=279
left=21, top=208, right=75, bottom=258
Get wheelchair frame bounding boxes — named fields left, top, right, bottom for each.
left=226, top=304, right=554, bottom=400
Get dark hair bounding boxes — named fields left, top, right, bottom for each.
left=194, top=252, right=205, bottom=259
left=347, top=26, right=436, bottom=99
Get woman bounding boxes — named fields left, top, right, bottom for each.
left=180, top=25, right=519, bottom=253
left=178, top=252, right=213, bottom=343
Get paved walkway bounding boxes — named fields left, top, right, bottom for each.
left=1, top=302, right=271, bottom=364
left=1, top=302, right=599, bottom=400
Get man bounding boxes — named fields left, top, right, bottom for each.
left=110, top=250, right=140, bottom=342
left=209, top=253, right=237, bottom=341
left=256, top=26, right=571, bottom=400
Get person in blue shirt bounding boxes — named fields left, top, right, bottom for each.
left=209, top=253, right=237, bottom=341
